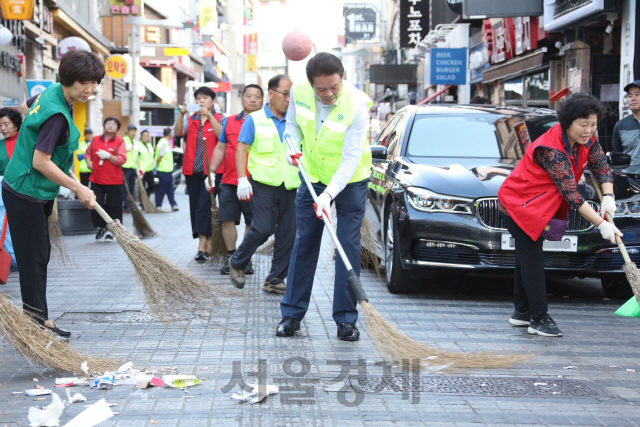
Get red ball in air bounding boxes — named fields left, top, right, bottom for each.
left=282, top=30, right=313, bottom=61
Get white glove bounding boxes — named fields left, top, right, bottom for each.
left=314, top=192, right=332, bottom=223
left=600, top=195, right=616, bottom=219
left=286, top=148, right=302, bottom=168
left=205, top=172, right=215, bottom=194
left=598, top=220, right=623, bottom=244
left=237, top=177, right=252, bottom=201
left=96, top=150, right=110, bottom=160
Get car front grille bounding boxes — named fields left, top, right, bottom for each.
left=475, top=198, right=598, bottom=232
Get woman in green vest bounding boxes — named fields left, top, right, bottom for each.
left=0, top=107, right=22, bottom=269
left=138, top=130, right=155, bottom=198
left=2, top=50, right=103, bottom=338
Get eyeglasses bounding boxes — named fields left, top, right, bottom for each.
left=272, top=89, right=290, bottom=98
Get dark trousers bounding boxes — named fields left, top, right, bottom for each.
left=92, top=183, right=123, bottom=229
left=156, top=171, right=176, bottom=208
left=230, top=178, right=297, bottom=282
left=281, top=179, right=368, bottom=325
left=185, top=173, right=214, bottom=238
left=2, top=187, right=53, bottom=324
left=122, top=167, right=136, bottom=209
left=142, top=171, right=155, bottom=196
left=80, top=172, right=91, bottom=187
left=503, top=213, right=548, bottom=321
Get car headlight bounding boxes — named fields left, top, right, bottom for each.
left=406, top=187, right=473, bottom=214
left=615, top=198, right=640, bottom=217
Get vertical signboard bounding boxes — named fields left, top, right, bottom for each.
left=430, top=48, right=467, bottom=85
left=620, top=0, right=636, bottom=119
left=400, top=0, right=430, bottom=48
left=0, top=0, right=34, bottom=19
left=200, top=0, right=217, bottom=27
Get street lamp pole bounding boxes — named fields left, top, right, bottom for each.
left=129, top=23, right=140, bottom=128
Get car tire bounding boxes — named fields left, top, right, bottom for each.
left=601, top=277, right=634, bottom=299
left=385, top=206, right=413, bottom=293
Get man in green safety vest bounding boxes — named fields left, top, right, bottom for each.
left=155, top=127, right=178, bottom=210
left=122, top=124, right=142, bottom=212
left=138, top=130, right=155, bottom=200
left=226, top=75, right=299, bottom=292
left=77, top=128, right=93, bottom=186
left=277, top=53, right=373, bottom=342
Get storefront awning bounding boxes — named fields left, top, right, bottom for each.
left=416, top=85, right=452, bottom=105
left=482, top=49, right=546, bottom=83
left=139, top=59, right=199, bottom=80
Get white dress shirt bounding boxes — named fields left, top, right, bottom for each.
left=285, top=85, right=369, bottom=199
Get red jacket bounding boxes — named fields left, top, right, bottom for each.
left=498, top=123, right=593, bottom=240
left=221, top=112, right=250, bottom=185
left=182, top=112, right=224, bottom=176
left=88, top=135, right=126, bottom=185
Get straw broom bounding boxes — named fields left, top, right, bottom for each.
left=202, top=137, right=227, bottom=264
left=48, top=198, right=71, bottom=264
left=589, top=175, right=640, bottom=316
left=284, top=136, right=529, bottom=370
left=360, top=214, right=381, bottom=276
left=123, top=178, right=156, bottom=238
left=0, top=291, right=121, bottom=372
left=69, top=173, right=235, bottom=325
left=136, top=175, right=162, bottom=213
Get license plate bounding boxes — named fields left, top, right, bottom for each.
left=501, top=233, right=578, bottom=252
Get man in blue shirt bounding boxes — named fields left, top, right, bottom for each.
left=227, top=75, right=298, bottom=294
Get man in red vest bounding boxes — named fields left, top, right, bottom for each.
left=207, top=84, right=264, bottom=276
left=174, top=86, right=224, bottom=262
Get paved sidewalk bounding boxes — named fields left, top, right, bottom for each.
left=2, top=184, right=640, bottom=426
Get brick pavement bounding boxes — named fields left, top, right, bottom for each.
left=1, top=184, right=640, bottom=426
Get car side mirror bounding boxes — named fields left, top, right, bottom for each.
left=371, top=145, right=388, bottom=162
left=607, top=152, right=631, bottom=170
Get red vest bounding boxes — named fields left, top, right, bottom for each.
left=221, top=112, right=251, bottom=185
left=88, top=135, right=124, bottom=186
left=498, top=123, right=594, bottom=240
left=182, top=112, right=224, bottom=176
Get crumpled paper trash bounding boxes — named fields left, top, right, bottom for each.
left=117, top=361, right=133, bottom=373
left=231, top=384, right=279, bottom=404
left=162, top=375, right=200, bottom=388
left=25, top=389, right=52, bottom=397
left=28, top=393, right=64, bottom=426
left=62, top=398, right=114, bottom=427
left=65, top=389, right=87, bottom=404
left=90, top=375, right=114, bottom=390
left=80, top=362, right=88, bottom=374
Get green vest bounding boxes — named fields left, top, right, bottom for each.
left=293, top=80, right=372, bottom=185
left=247, top=108, right=301, bottom=190
left=155, top=138, right=173, bottom=173
left=0, top=139, right=10, bottom=176
left=122, top=136, right=140, bottom=169
left=4, top=83, right=79, bottom=201
left=78, top=139, right=91, bottom=173
left=138, top=142, right=155, bottom=172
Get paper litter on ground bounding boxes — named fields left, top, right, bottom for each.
left=25, top=389, right=52, bottom=397
left=65, top=389, right=87, bottom=404
left=231, top=384, right=279, bottom=404
left=62, top=398, right=114, bottom=427
left=163, top=375, right=200, bottom=388
left=28, top=393, right=64, bottom=427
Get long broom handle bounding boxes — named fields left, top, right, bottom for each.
left=284, top=135, right=369, bottom=303
left=202, top=137, right=214, bottom=188
left=589, top=174, right=631, bottom=264
left=67, top=171, right=112, bottom=223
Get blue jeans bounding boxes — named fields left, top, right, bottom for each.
left=280, top=179, right=368, bottom=325
left=155, top=171, right=176, bottom=208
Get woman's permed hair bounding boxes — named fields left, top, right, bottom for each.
left=0, top=107, right=22, bottom=131
left=556, top=93, right=604, bottom=130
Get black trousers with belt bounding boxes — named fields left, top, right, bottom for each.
left=2, top=187, right=53, bottom=324
left=502, top=213, right=548, bottom=321
left=184, top=172, right=221, bottom=239
left=91, top=182, right=123, bottom=229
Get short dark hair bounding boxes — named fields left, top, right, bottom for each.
left=267, top=75, right=291, bottom=91
left=103, top=116, right=121, bottom=130
left=140, top=130, right=149, bottom=135
left=306, top=52, right=344, bottom=85
left=470, top=96, right=490, bottom=104
left=58, top=50, right=105, bottom=87
left=242, top=84, right=264, bottom=98
left=556, top=93, right=604, bottom=130
left=163, top=128, right=172, bottom=137
left=0, top=107, right=22, bottom=131
left=84, top=128, right=93, bottom=136
left=194, top=86, right=215, bottom=100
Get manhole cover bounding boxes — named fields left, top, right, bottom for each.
left=347, top=375, right=606, bottom=398
left=60, top=311, right=160, bottom=324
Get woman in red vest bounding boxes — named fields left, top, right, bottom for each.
left=85, top=116, right=127, bottom=242
left=498, top=94, right=621, bottom=337
left=173, top=86, right=224, bottom=263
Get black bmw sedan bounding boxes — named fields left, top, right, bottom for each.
left=365, top=105, right=640, bottom=298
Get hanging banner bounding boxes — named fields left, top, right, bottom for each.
left=0, top=0, right=34, bottom=20
left=399, top=0, right=429, bottom=48
left=430, top=48, right=467, bottom=85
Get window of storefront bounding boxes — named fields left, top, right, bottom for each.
left=526, top=70, right=549, bottom=107
left=504, top=78, right=524, bottom=105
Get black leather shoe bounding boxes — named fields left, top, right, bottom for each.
left=195, top=251, right=207, bottom=263
left=95, top=227, right=106, bottom=240
left=337, top=323, right=360, bottom=341
left=45, top=325, right=71, bottom=338
left=276, top=317, right=300, bottom=337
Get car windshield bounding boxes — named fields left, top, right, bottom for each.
left=406, top=114, right=501, bottom=158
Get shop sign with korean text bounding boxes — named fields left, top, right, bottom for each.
left=400, top=0, right=429, bottom=48
left=430, top=48, right=467, bottom=85
left=0, top=0, right=34, bottom=20
left=109, top=0, right=142, bottom=16
left=105, top=55, right=128, bottom=80
left=484, top=17, right=540, bottom=65
left=344, top=7, right=377, bottom=42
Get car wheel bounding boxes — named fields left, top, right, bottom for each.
left=385, top=206, right=413, bottom=293
left=601, top=277, right=634, bottom=299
